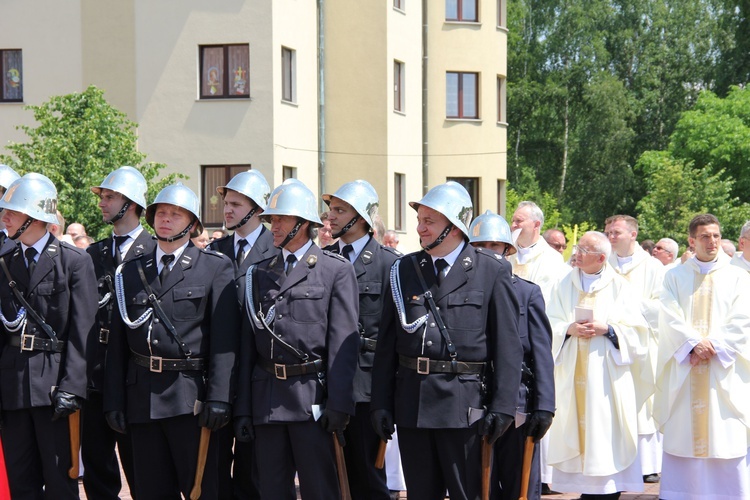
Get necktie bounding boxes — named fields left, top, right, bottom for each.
left=341, top=244, right=354, bottom=262
left=160, top=254, right=175, bottom=284
left=435, top=258, right=449, bottom=286
left=236, top=239, right=248, bottom=266
left=285, top=254, right=297, bottom=276
left=25, top=247, right=38, bottom=277
left=114, top=235, right=129, bottom=264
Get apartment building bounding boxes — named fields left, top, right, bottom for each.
left=0, top=0, right=507, bottom=250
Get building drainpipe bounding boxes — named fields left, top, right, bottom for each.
left=317, top=0, right=327, bottom=211
left=421, top=0, right=429, bottom=195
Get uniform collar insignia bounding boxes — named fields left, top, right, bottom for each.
left=419, top=258, right=428, bottom=266
left=145, top=258, right=154, bottom=268
left=362, top=250, right=372, bottom=264
left=270, top=255, right=279, bottom=267
left=47, top=244, right=57, bottom=254
left=306, top=255, right=317, bottom=266
left=136, top=244, right=144, bottom=250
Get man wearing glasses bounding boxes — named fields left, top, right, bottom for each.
left=543, top=229, right=567, bottom=255
left=546, top=231, right=649, bottom=499
left=652, top=238, right=679, bottom=269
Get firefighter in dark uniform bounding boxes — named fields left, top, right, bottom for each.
left=206, top=169, right=273, bottom=500
left=0, top=164, right=20, bottom=245
left=234, top=179, right=360, bottom=500
left=0, top=173, right=98, bottom=499
left=322, top=180, right=400, bottom=499
left=468, top=211, right=555, bottom=500
left=104, top=183, right=239, bottom=500
left=371, top=181, right=523, bottom=500
left=83, top=166, right=154, bottom=499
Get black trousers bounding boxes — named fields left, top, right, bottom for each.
left=491, top=421, right=541, bottom=500
left=254, top=421, right=341, bottom=500
left=343, top=402, right=390, bottom=500
left=2, top=407, right=79, bottom=500
left=130, top=414, right=219, bottom=500
left=215, top=422, right=261, bottom=499
left=81, top=391, right=137, bottom=499
left=399, top=426, right=482, bottom=500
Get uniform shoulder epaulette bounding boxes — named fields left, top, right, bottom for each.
left=207, top=234, right=232, bottom=249
left=199, top=247, right=226, bottom=259
left=380, top=245, right=402, bottom=257
left=57, top=240, right=86, bottom=256
left=474, top=246, right=506, bottom=263
left=322, top=249, right=348, bottom=262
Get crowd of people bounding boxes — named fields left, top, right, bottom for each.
left=0, top=162, right=747, bottom=500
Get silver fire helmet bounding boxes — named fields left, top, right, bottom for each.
left=409, top=181, right=473, bottom=237
left=91, top=165, right=148, bottom=209
left=217, top=169, right=271, bottom=211
left=0, top=164, right=21, bottom=192
left=0, top=172, right=59, bottom=225
left=145, top=183, right=203, bottom=237
left=322, top=180, right=379, bottom=228
left=261, top=179, right=322, bottom=227
left=469, top=210, right=517, bottom=256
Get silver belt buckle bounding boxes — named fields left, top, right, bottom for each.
left=99, top=328, right=110, bottom=344
left=417, top=357, right=430, bottom=375
left=20, top=334, right=35, bottom=352
left=274, top=363, right=287, bottom=380
left=150, top=356, right=163, bottom=373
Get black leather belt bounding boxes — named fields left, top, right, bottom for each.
left=258, top=357, right=324, bottom=380
left=360, top=337, right=377, bottom=352
left=131, top=350, right=205, bottom=373
left=398, top=354, right=485, bottom=375
left=8, top=334, right=65, bottom=353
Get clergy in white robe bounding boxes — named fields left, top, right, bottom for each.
left=547, top=231, right=648, bottom=497
left=730, top=221, right=750, bottom=273
left=655, top=214, right=750, bottom=500
left=605, top=215, right=665, bottom=478
left=509, top=201, right=568, bottom=487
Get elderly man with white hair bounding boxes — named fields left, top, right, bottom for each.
left=652, top=238, right=679, bottom=269
left=546, top=231, right=649, bottom=499
left=730, top=220, right=750, bottom=273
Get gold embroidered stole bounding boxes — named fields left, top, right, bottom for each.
left=690, top=273, right=713, bottom=457
left=574, top=291, right=597, bottom=457
left=514, top=262, right=529, bottom=280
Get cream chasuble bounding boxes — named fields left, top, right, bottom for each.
left=546, top=265, right=649, bottom=479
left=509, top=237, right=568, bottom=304
left=730, top=252, right=750, bottom=273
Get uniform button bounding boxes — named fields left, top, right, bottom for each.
left=365, top=286, right=370, bottom=291
left=426, top=341, right=433, bottom=347
left=278, top=314, right=283, bottom=319
left=464, top=298, right=468, bottom=303
left=187, top=291, right=192, bottom=296
left=152, top=339, right=159, bottom=345
left=305, top=292, right=309, bottom=297
left=436, top=306, right=440, bottom=311
left=154, top=318, right=160, bottom=324
left=430, top=322, right=436, bottom=328
left=278, top=296, right=283, bottom=301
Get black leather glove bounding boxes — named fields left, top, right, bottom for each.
left=234, top=416, right=255, bottom=442
left=198, top=401, right=232, bottom=431
left=526, top=410, right=554, bottom=442
left=51, top=391, right=82, bottom=421
left=319, top=408, right=350, bottom=434
left=478, top=411, right=513, bottom=445
left=370, top=409, right=395, bottom=442
left=105, top=411, right=127, bottom=434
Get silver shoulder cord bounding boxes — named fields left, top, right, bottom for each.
left=98, top=291, right=111, bottom=309
left=0, top=306, right=26, bottom=333
left=114, top=262, right=153, bottom=329
left=390, top=259, right=428, bottom=333
left=245, top=265, right=276, bottom=331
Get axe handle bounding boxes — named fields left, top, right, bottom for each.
left=333, top=433, right=352, bottom=500
left=189, top=427, right=211, bottom=500
left=67, top=410, right=81, bottom=479
left=375, top=439, right=387, bottom=469
left=518, top=436, right=535, bottom=500
left=481, top=435, right=492, bottom=500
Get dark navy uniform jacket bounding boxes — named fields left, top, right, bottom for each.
left=371, top=244, right=523, bottom=427
left=325, top=236, right=400, bottom=403
left=104, top=244, right=239, bottom=423
left=236, top=244, right=360, bottom=423
left=86, top=230, right=156, bottom=392
left=0, top=234, right=98, bottom=409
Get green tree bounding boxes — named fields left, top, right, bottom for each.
left=0, top=86, right=185, bottom=240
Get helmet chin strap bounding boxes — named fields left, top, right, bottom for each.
left=276, top=218, right=305, bottom=249
left=156, top=219, right=196, bottom=243
left=10, top=216, right=34, bottom=240
left=226, top=206, right=258, bottom=231
left=421, top=224, right=453, bottom=251
left=332, top=215, right=360, bottom=239
left=106, top=200, right=131, bottom=225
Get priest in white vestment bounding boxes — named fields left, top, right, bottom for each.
left=655, top=214, right=750, bottom=500
left=730, top=220, right=750, bottom=273
left=509, top=201, right=569, bottom=490
left=547, top=231, right=648, bottom=499
left=605, top=215, right=665, bottom=482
